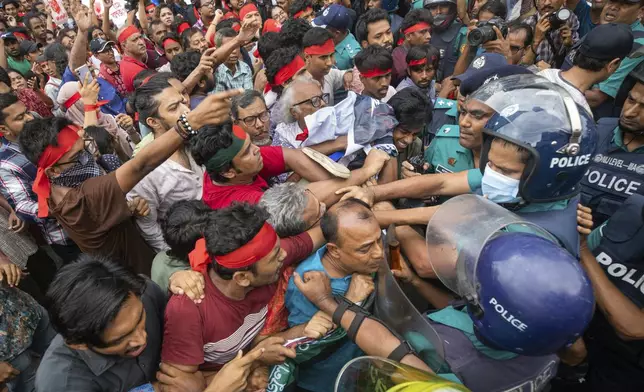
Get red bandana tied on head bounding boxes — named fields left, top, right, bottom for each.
left=403, top=22, right=430, bottom=35
left=188, top=223, right=279, bottom=273
left=408, top=58, right=427, bottom=67
left=304, top=39, right=335, bottom=56
left=223, top=11, right=239, bottom=20
left=262, top=19, right=281, bottom=34
left=360, top=68, right=392, bottom=78
left=33, top=126, right=80, bottom=218
left=162, top=37, right=180, bottom=48
left=13, top=32, right=28, bottom=40
left=274, top=55, right=305, bottom=86
left=145, top=4, right=156, bottom=11
left=232, top=24, right=241, bottom=32
left=239, top=3, right=258, bottom=20
left=294, top=6, right=312, bottom=19
left=177, top=22, right=191, bottom=35
left=118, top=25, right=139, bottom=44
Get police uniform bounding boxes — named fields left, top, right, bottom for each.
left=430, top=23, right=468, bottom=81
left=581, top=117, right=644, bottom=227
left=425, top=98, right=458, bottom=146
left=584, top=194, right=644, bottom=391
left=424, top=125, right=475, bottom=174
left=335, top=32, right=362, bottom=71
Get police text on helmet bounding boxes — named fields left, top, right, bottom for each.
left=549, top=154, right=591, bottom=169
left=489, top=298, right=528, bottom=332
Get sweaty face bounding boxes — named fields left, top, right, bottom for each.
left=271, top=6, right=288, bottom=24
left=393, top=126, right=421, bottom=151
left=163, top=41, right=183, bottom=61
left=408, top=63, right=435, bottom=88
left=487, top=138, right=527, bottom=180
left=459, top=99, right=493, bottom=150
left=619, top=82, right=644, bottom=134
left=92, top=294, right=149, bottom=358
left=366, top=19, right=393, bottom=51
left=236, top=97, right=271, bottom=146
left=536, top=0, right=564, bottom=16
left=361, top=72, right=391, bottom=100
left=8, top=71, right=25, bottom=90
left=333, top=211, right=383, bottom=275
left=0, top=101, right=33, bottom=137
left=247, top=239, right=285, bottom=286
left=190, top=31, right=209, bottom=54
left=160, top=8, right=174, bottom=26
left=231, top=135, right=264, bottom=178
left=601, top=0, right=641, bottom=24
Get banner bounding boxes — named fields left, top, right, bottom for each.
left=45, top=0, right=70, bottom=27
left=82, top=0, right=128, bottom=28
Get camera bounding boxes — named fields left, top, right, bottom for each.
left=547, top=8, right=572, bottom=30
left=408, top=155, right=431, bottom=174
left=468, top=17, right=509, bottom=46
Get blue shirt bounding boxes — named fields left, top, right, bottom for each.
left=62, top=67, right=128, bottom=116
left=573, top=0, right=597, bottom=38
left=285, top=246, right=363, bottom=392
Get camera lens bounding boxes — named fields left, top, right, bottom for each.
left=556, top=8, right=571, bottom=22
left=468, top=29, right=484, bottom=46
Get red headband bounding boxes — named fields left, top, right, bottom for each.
left=118, top=25, right=139, bottom=44
left=403, top=22, right=430, bottom=35
left=408, top=58, right=427, bottom=66
left=177, top=22, right=191, bottom=35
left=162, top=37, right=179, bottom=48
left=188, top=223, right=279, bottom=273
left=263, top=19, right=281, bottom=33
left=293, top=6, right=312, bottom=18
left=13, top=32, right=28, bottom=40
left=145, top=4, right=156, bottom=11
left=232, top=24, right=241, bottom=32
left=304, top=38, right=335, bottom=56
left=274, top=55, right=305, bottom=86
left=239, top=3, right=258, bottom=20
left=223, top=11, right=239, bottom=20
left=360, top=68, right=392, bottom=78
left=33, top=126, right=80, bottom=218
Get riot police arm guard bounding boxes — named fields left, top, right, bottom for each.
left=330, top=296, right=419, bottom=364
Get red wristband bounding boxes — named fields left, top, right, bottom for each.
left=84, top=104, right=100, bottom=112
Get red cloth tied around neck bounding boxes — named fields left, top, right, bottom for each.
left=274, top=56, right=305, bottom=86
left=263, top=19, right=281, bottom=33
left=304, top=39, right=335, bottom=56
left=408, top=58, right=427, bottom=67
left=188, top=223, right=279, bottom=273
left=239, top=3, right=258, bottom=20
left=162, top=37, right=179, bottom=48
left=295, top=127, right=309, bottom=141
left=177, top=22, right=191, bottom=35
left=63, top=92, right=108, bottom=110
left=403, top=22, right=430, bottom=35
left=294, top=6, right=312, bottom=18
left=360, top=68, right=392, bottom=78
left=33, top=126, right=80, bottom=218
left=118, top=25, right=139, bottom=44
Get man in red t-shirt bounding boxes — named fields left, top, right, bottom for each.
left=161, top=203, right=332, bottom=379
left=117, top=25, right=149, bottom=93
left=190, top=124, right=336, bottom=210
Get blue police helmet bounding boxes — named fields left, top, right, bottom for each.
left=470, top=74, right=598, bottom=203
left=471, top=231, right=594, bottom=356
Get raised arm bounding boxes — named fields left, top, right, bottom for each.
left=102, top=0, right=117, bottom=42
left=69, top=6, right=92, bottom=72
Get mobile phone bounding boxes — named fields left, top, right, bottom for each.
left=75, top=64, right=93, bottom=83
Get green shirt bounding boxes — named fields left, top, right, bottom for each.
left=151, top=251, right=189, bottom=292
left=335, top=33, right=362, bottom=71
left=453, top=26, right=469, bottom=60
left=397, top=137, right=423, bottom=179
left=613, top=125, right=644, bottom=153
left=7, top=56, right=31, bottom=75
left=598, top=21, right=644, bottom=98
left=424, top=125, right=475, bottom=174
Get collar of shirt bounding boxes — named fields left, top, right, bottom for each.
left=613, top=126, right=644, bottom=153
left=76, top=347, right=121, bottom=376
left=446, top=104, right=458, bottom=118
left=631, top=20, right=644, bottom=31
left=336, top=33, right=357, bottom=53
left=1, top=139, right=23, bottom=155
left=301, top=246, right=352, bottom=282
left=122, top=55, right=148, bottom=68
left=219, top=61, right=250, bottom=77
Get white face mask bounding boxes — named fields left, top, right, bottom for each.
left=481, top=163, right=521, bottom=203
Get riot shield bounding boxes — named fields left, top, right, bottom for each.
left=374, top=242, right=446, bottom=371
left=334, top=356, right=471, bottom=392
left=426, top=194, right=556, bottom=301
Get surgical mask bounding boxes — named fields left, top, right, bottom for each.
left=481, top=164, right=521, bottom=203
left=51, top=150, right=104, bottom=188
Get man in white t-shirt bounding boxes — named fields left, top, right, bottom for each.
left=538, top=23, right=634, bottom=115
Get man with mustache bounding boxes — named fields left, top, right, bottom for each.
left=525, top=0, right=580, bottom=68
left=566, top=0, right=606, bottom=37
left=116, top=25, right=149, bottom=93
left=313, top=4, right=361, bottom=71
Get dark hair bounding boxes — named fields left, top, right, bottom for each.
left=320, top=198, right=372, bottom=245
left=478, top=0, right=507, bottom=19
left=354, top=44, right=393, bottom=73
left=30, top=1, right=44, bottom=12
left=2, top=0, right=18, bottom=8
left=45, top=43, right=68, bottom=77
left=205, top=202, right=270, bottom=279
left=130, top=72, right=176, bottom=123
left=355, top=8, right=389, bottom=44
left=19, top=116, right=73, bottom=164
left=0, top=93, right=19, bottom=125
left=406, top=44, right=440, bottom=70
left=508, top=21, right=533, bottom=48
left=573, top=51, right=615, bottom=71
left=156, top=3, right=173, bottom=18
left=280, top=18, right=311, bottom=48
left=399, top=9, right=433, bottom=36
left=302, top=27, right=333, bottom=49
left=216, top=18, right=240, bottom=31
left=215, top=27, right=238, bottom=47
left=189, top=122, right=237, bottom=182
left=132, top=69, right=158, bottom=90
left=56, top=27, right=75, bottom=43
left=181, top=27, right=204, bottom=50
left=148, top=19, right=166, bottom=36
left=171, top=50, right=201, bottom=81
left=257, top=31, right=282, bottom=61
left=23, top=11, right=42, bottom=31
left=0, top=67, right=10, bottom=87
left=265, top=46, right=302, bottom=87
left=163, top=200, right=212, bottom=261
left=388, top=88, right=431, bottom=130
left=84, top=125, right=115, bottom=154
left=492, top=137, right=530, bottom=164
left=46, top=256, right=146, bottom=347
left=288, top=0, right=312, bottom=17
left=87, top=26, right=102, bottom=41
left=231, top=89, right=265, bottom=120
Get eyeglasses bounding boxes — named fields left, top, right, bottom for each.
left=510, top=45, right=522, bottom=54
left=239, top=110, right=269, bottom=127
left=55, top=148, right=90, bottom=166
left=202, top=0, right=216, bottom=7
left=293, top=93, right=330, bottom=108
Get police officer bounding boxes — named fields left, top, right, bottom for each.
left=423, top=0, right=468, bottom=81
left=579, top=194, right=644, bottom=391
left=581, top=60, right=644, bottom=227
left=313, top=4, right=362, bottom=71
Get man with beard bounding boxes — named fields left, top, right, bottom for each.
left=232, top=90, right=272, bottom=146
left=213, top=28, right=253, bottom=93
left=423, top=0, right=467, bottom=81
left=391, top=9, right=433, bottom=86
left=146, top=19, right=170, bottom=70
left=117, top=25, right=149, bottom=93
left=354, top=45, right=396, bottom=102
left=24, top=12, right=46, bottom=46
left=581, top=60, right=644, bottom=226
left=525, top=0, right=580, bottom=69
left=1, top=33, right=30, bottom=76
left=313, top=4, right=362, bottom=71
left=171, top=51, right=215, bottom=109
left=350, top=9, right=394, bottom=94
left=396, top=44, right=440, bottom=104
left=567, top=0, right=606, bottom=37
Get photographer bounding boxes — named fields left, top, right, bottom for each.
left=525, top=0, right=580, bottom=68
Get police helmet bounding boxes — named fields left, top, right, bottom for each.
left=422, top=0, right=457, bottom=7
left=615, top=58, right=644, bottom=107
left=472, top=231, right=594, bottom=355
left=470, top=74, right=598, bottom=203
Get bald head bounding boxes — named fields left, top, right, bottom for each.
left=321, top=198, right=374, bottom=246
